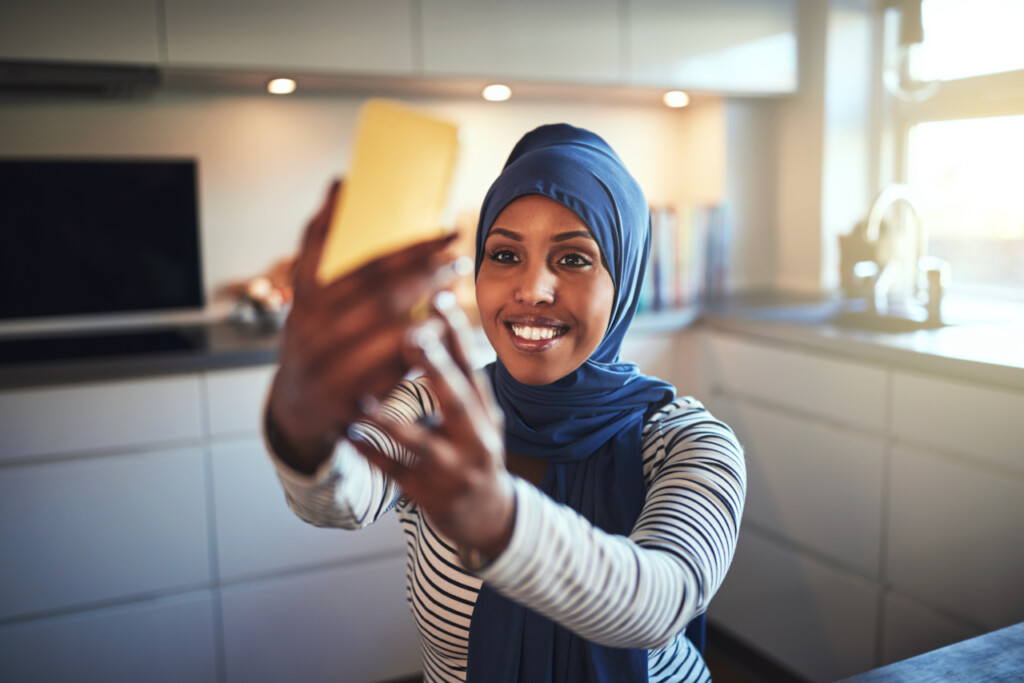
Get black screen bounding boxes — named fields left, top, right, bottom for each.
left=0, top=159, right=204, bottom=320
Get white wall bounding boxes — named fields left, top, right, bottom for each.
left=0, top=90, right=745, bottom=326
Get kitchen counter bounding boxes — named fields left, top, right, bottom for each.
left=0, top=321, right=279, bottom=390
left=2, top=292, right=1022, bottom=393
left=702, top=292, right=1024, bottom=393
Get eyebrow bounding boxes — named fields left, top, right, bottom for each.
left=486, top=228, right=595, bottom=243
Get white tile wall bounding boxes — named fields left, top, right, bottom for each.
left=0, top=375, right=203, bottom=461
left=0, top=448, right=210, bottom=619
left=887, top=445, right=1024, bottom=630
left=220, top=558, right=420, bottom=683
left=892, top=371, right=1024, bottom=474
left=0, top=591, right=218, bottom=683
left=719, top=397, right=885, bottom=576
left=710, top=528, right=880, bottom=682
left=210, top=438, right=406, bottom=581
left=881, top=591, right=979, bottom=667
left=705, top=332, right=888, bottom=432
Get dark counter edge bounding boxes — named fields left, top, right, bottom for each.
left=0, top=321, right=280, bottom=390
left=3, top=299, right=1024, bottom=394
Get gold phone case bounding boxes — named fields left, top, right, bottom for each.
left=317, top=99, right=460, bottom=284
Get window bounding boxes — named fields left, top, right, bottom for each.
left=888, top=0, right=1024, bottom=301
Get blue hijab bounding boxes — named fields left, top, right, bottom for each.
left=466, top=124, right=676, bottom=682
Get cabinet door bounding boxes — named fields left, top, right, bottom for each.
left=704, top=332, right=887, bottom=433
left=892, top=371, right=1024, bottom=475
left=164, top=0, right=416, bottom=74
left=220, top=558, right=420, bottom=683
left=0, top=448, right=210, bottom=620
left=881, top=591, right=978, bottom=667
left=211, top=438, right=406, bottom=581
left=887, top=445, right=1024, bottom=631
left=719, top=396, right=885, bottom=577
left=205, top=365, right=276, bottom=438
left=710, top=528, right=879, bottom=682
left=0, top=592, right=218, bottom=683
left=0, top=374, right=203, bottom=462
left=626, top=0, right=797, bottom=93
left=420, top=0, right=621, bottom=83
left=0, top=0, right=161, bottom=64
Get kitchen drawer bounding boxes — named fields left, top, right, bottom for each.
left=621, top=331, right=681, bottom=388
left=205, top=365, right=276, bottom=438
left=718, top=396, right=884, bottom=576
left=881, top=591, right=978, bottom=667
left=709, top=528, right=879, bottom=682
left=0, top=375, right=203, bottom=462
left=220, top=558, right=420, bottom=683
left=211, top=439, right=405, bottom=581
left=892, top=371, right=1024, bottom=474
left=0, top=448, right=210, bottom=620
left=0, top=591, right=217, bottom=683
left=164, top=0, right=415, bottom=74
left=704, top=332, right=887, bottom=432
left=887, top=445, right=1024, bottom=630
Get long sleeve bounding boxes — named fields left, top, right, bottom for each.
left=266, top=378, right=435, bottom=530
left=475, top=398, right=745, bottom=650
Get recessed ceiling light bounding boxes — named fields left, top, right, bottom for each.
left=267, top=78, right=297, bottom=95
left=663, top=90, right=690, bottom=108
left=482, top=84, right=512, bottom=102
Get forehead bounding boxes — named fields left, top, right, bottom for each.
left=489, top=194, right=592, bottom=237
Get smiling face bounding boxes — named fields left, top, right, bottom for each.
left=475, top=194, right=615, bottom=386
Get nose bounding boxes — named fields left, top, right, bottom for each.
left=514, top=262, right=556, bottom=306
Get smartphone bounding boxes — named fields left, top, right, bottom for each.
left=317, top=99, right=461, bottom=284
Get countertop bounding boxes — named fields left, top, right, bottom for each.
left=2, top=292, right=1022, bottom=393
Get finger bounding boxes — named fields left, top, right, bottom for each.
left=318, top=234, right=461, bottom=310
left=294, top=180, right=342, bottom=297
left=429, top=292, right=501, bottom=425
left=347, top=430, right=410, bottom=482
left=407, top=325, right=498, bottom=456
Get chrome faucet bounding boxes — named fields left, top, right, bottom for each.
left=862, top=183, right=932, bottom=318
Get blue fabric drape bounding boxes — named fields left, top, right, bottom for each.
left=466, top=124, right=677, bottom=683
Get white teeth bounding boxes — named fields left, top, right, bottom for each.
left=511, top=325, right=560, bottom=340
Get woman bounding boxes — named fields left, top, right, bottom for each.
left=265, top=124, right=745, bottom=682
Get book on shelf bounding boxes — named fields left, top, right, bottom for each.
left=638, top=203, right=730, bottom=314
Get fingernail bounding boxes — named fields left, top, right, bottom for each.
left=357, top=394, right=379, bottom=416
left=432, top=289, right=457, bottom=312
left=409, top=323, right=443, bottom=352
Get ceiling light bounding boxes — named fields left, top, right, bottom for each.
left=662, top=90, right=690, bottom=108
left=482, top=84, right=512, bottom=102
left=267, top=78, right=297, bottom=95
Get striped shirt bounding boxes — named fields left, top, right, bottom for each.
left=271, top=377, right=745, bottom=682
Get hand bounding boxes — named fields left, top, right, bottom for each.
left=266, top=180, right=465, bottom=474
left=351, top=295, right=516, bottom=559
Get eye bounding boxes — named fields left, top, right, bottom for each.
left=487, top=248, right=519, bottom=265
left=557, top=252, right=593, bottom=268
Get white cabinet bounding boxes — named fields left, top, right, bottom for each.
left=0, top=592, right=219, bottom=683
left=892, top=371, right=1024, bottom=475
left=710, top=529, right=880, bottom=682
left=220, top=559, right=420, bottom=683
left=164, top=0, right=416, bottom=74
left=0, top=374, right=203, bottom=462
left=0, top=0, right=161, bottom=65
left=420, top=0, right=621, bottom=83
left=718, top=396, right=885, bottom=577
left=625, top=0, right=798, bottom=93
left=210, top=438, right=405, bottom=581
left=703, top=328, right=1024, bottom=676
left=887, top=445, right=1024, bottom=631
left=0, top=447, right=210, bottom=620
left=0, top=365, right=421, bottom=682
